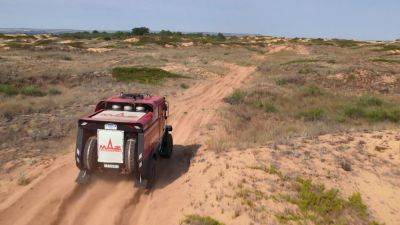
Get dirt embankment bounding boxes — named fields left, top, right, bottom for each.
left=0, top=64, right=256, bottom=225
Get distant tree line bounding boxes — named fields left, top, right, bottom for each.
left=57, top=26, right=226, bottom=41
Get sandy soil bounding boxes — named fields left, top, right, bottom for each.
left=0, top=64, right=256, bottom=225
left=0, top=61, right=399, bottom=225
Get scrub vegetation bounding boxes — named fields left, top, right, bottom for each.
left=112, top=67, right=185, bottom=84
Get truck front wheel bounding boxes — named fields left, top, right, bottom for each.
left=83, top=136, right=97, bottom=172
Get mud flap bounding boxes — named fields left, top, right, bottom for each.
left=134, top=176, right=148, bottom=188
left=75, top=170, right=91, bottom=184
left=134, top=132, right=147, bottom=188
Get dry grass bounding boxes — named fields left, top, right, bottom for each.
left=218, top=42, right=400, bottom=148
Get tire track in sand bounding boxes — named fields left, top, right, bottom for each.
left=113, top=63, right=256, bottom=225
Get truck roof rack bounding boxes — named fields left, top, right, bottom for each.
left=119, top=92, right=150, bottom=100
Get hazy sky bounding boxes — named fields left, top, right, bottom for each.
left=1, top=0, right=399, bottom=40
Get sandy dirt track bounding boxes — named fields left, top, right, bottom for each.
left=0, top=64, right=256, bottom=225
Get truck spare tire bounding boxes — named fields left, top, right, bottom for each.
left=124, top=139, right=137, bottom=175
left=83, top=136, right=98, bottom=171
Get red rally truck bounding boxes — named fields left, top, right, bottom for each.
left=75, top=93, right=173, bottom=188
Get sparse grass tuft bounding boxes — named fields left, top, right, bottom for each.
left=17, top=173, right=31, bottom=186
left=298, top=108, right=325, bottom=121
left=0, top=84, right=18, bottom=96
left=112, top=67, right=184, bottom=84
left=371, top=58, right=400, bottom=64
left=5, top=41, right=30, bottom=49
left=375, top=44, right=400, bottom=52
left=224, top=89, right=246, bottom=105
left=48, top=88, right=62, bottom=95
left=181, top=214, right=224, bottom=225
left=282, top=59, right=320, bottom=65
left=331, top=39, right=360, bottom=48
left=303, top=85, right=323, bottom=96
left=348, top=192, right=368, bottom=218
left=67, top=41, right=85, bottom=48
left=33, top=39, right=53, bottom=46
left=359, top=95, right=384, bottom=107
left=180, top=83, right=189, bottom=89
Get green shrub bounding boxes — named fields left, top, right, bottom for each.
left=252, top=100, right=277, bottom=113
left=359, top=95, right=384, bottom=106
left=332, top=39, right=359, bottom=48
left=112, top=67, right=184, bottom=84
left=264, top=103, right=278, bottom=113
left=48, top=88, right=62, bottom=95
left=296, top=179, right=344, bottom=215
left=182, top=215, right=224, bottom=225
left=275, top=79, right=287, bottom=86
left=0, top=84, right=18, bottom=96
left=327, top=59, right=336, bottom=64
left=364, top=109, right=387, bottom=122
left=371, top=58, right=400, bottom=64
left=386, top=109, right=400, bottom=122
left=343, top=105, right=365, bottom=118
left=17, top=173, right=30, bottom=186
left=303, top=85, right=323, bottom=96
left=33, top=39, right=53, bottom=46
left=180, top=83, right=189, bottom=89
left=225, top=90, right=246, bottom=105
left=376, top=44, right=400, bottom=52
left=21, top=86, right=46, bottom=96
left=282, top=59, right=320, bottom=65
left=364, top=108, right=400, bottom=122
left=348, top=193, right=368, bottom=218
left=299, top=108, right=325, bottom=121
left=5, top=41, right=30, bottom=49
left=298, top=67, right=315, bottom=74
left=67, top=41, right=85, bottom=48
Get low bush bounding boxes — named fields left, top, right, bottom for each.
left=112, top=67, right=184, bottom=84
left=224, top=90, right=246, bottom=105
left=331, top=38, right=360, bottom=48
left=180, top=83, right=189, bottom=89
left=181, top=214, right=224, bottom=225
left=33, top=39, right=53, bottom=46
left=282, top=178, right=378, bottom=224
left=67, top=41, right=85, bottom=48
left=21, top=86, right=46, bottom=97
left=303, top=85, right=323, bottom=96
left=5, top=41, right=30, bottom=49
left=48, top=88, right=62, bottom=95
left=375, top=44, right=400, bottom=52
left=371, top=58, right=400, bottom=64
left=17, top=173, right=31, bottom=186
left=359, top=95, right=384, bottom=106
left=0, top=84, right=18, bottom=96
left=298, top=108, right=325, bottom=121
left=282, top=59, right=320, bottom=65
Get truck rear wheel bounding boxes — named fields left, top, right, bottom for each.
left=160, top=133, right=173, bottom=158
left=124, top=139, right=137, bottom=175
left=83, top=136, right=97, bottom=172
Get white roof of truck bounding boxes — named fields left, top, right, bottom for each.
left=92, top=110, right=146, bottom=122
